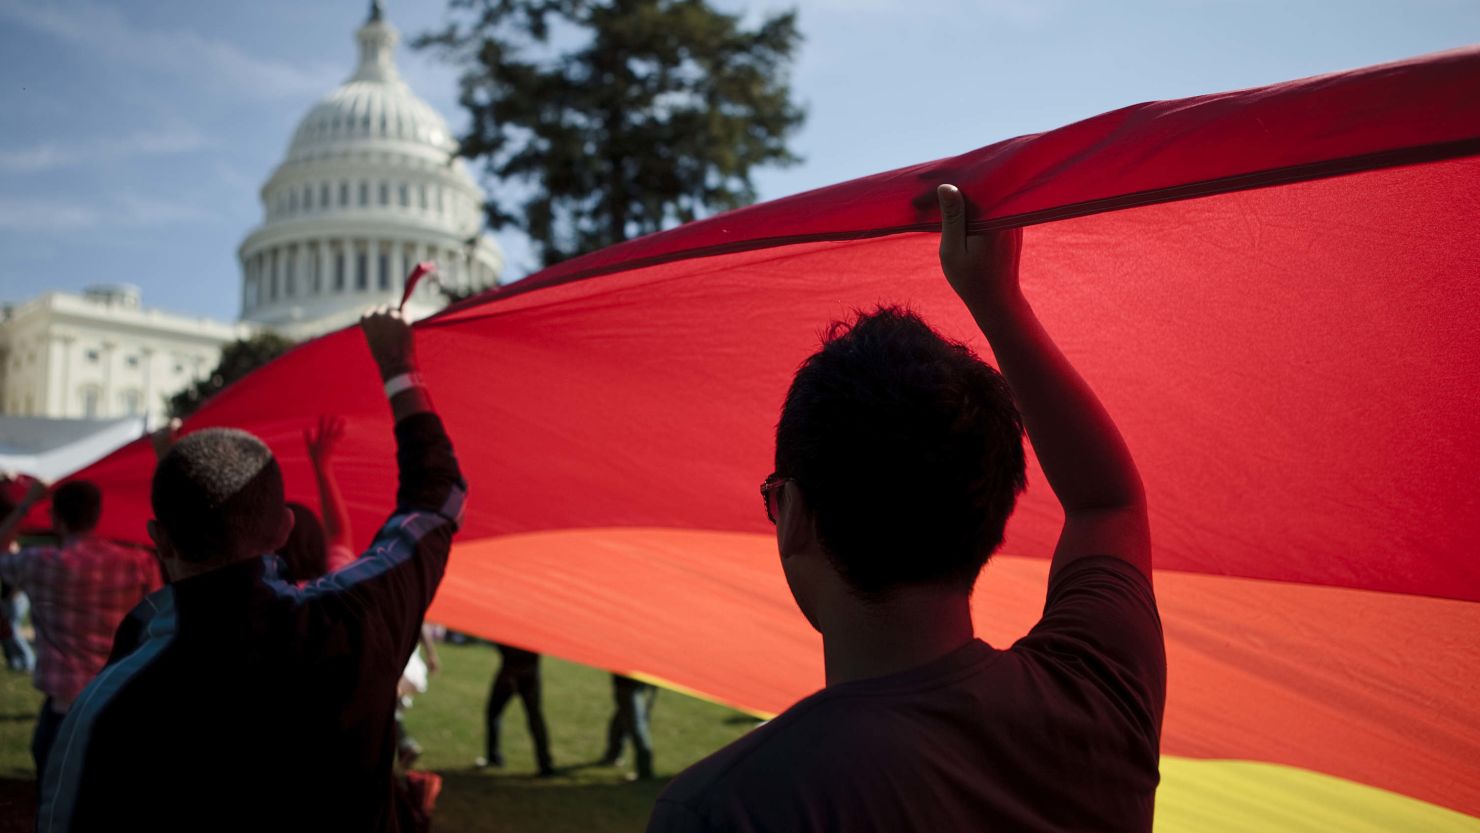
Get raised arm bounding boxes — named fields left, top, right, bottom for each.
left=304, top=415, right=354, bottom=571
left=294, top=310, right=465, bottom=665
left=937, top=185, right=1150, bottom=581
left=0, top=479, right=48, bottom=555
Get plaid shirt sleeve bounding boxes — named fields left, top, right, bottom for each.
left=284, top=410, right=465, bottom=676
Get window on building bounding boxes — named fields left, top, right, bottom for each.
left=310, top=250, right=321, bottom=293
left=378, top=253, right=390, bottom=289
left=321, top=183, right=331, bottom=209
left=285, top=252, right=296, bottom=297
left=436, top=186, right=445, bottom=214
left=378, top=182, right=389, bottom=206
left=418, top=184, right=428, bottom=209
left=126, top=354, right=140, bottom=368
left=288, top=190, right=297, bottom=213
left=359, top=182, right=370, bottom=206
left=303, top=185, right=313, bottom=211
left=335, top=252, right=346, bottom=290
left=356, top=252, right=368, bottom=290
left=398, top=184, right=409, bottom=207
left=81, top=386, right=99, bottom=419
left=121, top=389, right=141, bottom=416
left=340, top=182, right=350, bottom=206
left=85, top=349, right=99, bottom=363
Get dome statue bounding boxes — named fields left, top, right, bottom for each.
left=237, top=1, right=502, bottom=339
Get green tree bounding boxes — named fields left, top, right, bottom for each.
left=417, top=0, right=805, bottom=267
left=167, top=332, right=295, bottom=419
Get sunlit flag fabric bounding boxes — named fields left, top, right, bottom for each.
left=68, top=47, right=1478, bottom=830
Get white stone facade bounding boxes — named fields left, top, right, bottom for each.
left=0, top=286, right=250, bottom=425
left=238, top=3, right=501, bottom=340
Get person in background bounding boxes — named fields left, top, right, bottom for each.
left=0, top=580, right=31, bottom=672
left=603, top=673, right=657, bottom=781
left=395, top=624, right=442, bottom=767
left=0, top=479, right=160, bottom=777
left=281, top=415, right=357, bottom=581
left=478, top=643, right=555, bottom=776
left=647, top=185, right=1163, bottom=831
left=37, top=309, right=466, bottom=832
left=2, top=482, right=38, bottom=673
left=296, top=413, right=440, bottom=770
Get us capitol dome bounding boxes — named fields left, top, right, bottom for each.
left=237, top=1, right=501, bottom=339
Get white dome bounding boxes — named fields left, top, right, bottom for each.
left=285, top=80, right=456, bottom=164
left=282, top=7, right=456, bottom=166
left=237, top=1, right=501, bottom=339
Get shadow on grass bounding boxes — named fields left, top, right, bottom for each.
left=0, top=777, right=35, bottom=833
left=433, top=770, right=669, bottom=833
left=0, top=770, right=668, bottom=833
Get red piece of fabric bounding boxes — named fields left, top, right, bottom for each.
left=62, top=47, right=1480, bottom=813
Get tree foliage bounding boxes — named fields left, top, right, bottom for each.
left=417, top=0, right=805, bottom=266
left=167, top=332, right=295, bottom=419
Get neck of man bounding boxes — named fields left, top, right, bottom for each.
left=164, top=550, right=258, bottom=584
left=818, top=584, right=975, bottom=687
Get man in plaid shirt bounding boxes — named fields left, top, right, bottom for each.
left=0, top=480, right=161, bottom=775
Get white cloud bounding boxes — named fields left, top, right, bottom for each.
left=0, top=125, right=210, bottom=174
left=0, top=0, right=339, bottom=100
left=0, top=199, right=98, bottom=232
left=0, top=193, right=212, bottom=232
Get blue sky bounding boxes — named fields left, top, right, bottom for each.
left=1, top=0, right=1475, bottom=322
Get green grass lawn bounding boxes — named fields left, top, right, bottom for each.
left=0, top=641, right=761, bottom=832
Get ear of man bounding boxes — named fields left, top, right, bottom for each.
left=268, top=507, right=295, bottom=553
left=776, top=481, right=819, bottom=562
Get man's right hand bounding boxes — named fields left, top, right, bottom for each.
left=359, top=308, right=417, bottom=380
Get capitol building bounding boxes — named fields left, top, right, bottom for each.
left=0, top=1, right=500, bottom=429
left=238, top=0, right=502, bottom=339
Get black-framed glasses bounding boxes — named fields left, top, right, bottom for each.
left=760, top=472, right=791, bottom=524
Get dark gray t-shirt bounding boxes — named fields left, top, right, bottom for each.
left=647, top=557, right=1165, bottom=833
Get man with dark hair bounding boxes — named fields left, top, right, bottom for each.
left=38, top=310, right=466, bottom=833
left=649, top=185, right=1164, bottom=832
left=0, top=479, right=160, bottom=777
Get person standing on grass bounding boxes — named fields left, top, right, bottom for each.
left=0, top=479, right=159, bottom=778
left=38, top=309, right=467, bottom=833
left=602, top=673, right=657, bottom=781
left=479, top=643, right=556, bottom=776
left=648, top=184, right=1165, bottom=832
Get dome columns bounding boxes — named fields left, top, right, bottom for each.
left=236, top=3, right=500, bottom=337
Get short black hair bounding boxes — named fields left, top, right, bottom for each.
left=151, top=428, right=285, bottom=562
left=278, top=503, right=328, bottom=583
left=52, top=481, right=102, bottom=533
left=775, top=306, right=1026, bottom=596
